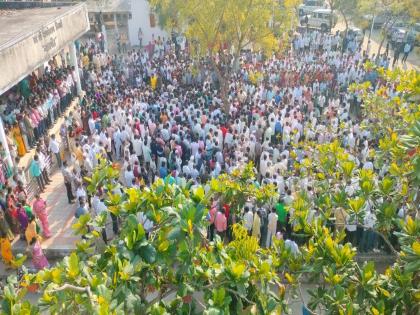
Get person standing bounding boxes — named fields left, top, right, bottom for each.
left=75, top=197, right=89, bottom=219
left=266, top=208, right=278, bottom=248
left=48, top=134, right=62, bottom=168
left=138, top=27, right=143, bottom=48
left=252, top=210, right=262, bottom=241
left=214, top=208, right=227, bottom=241
left=402, top=42, right=411, bottom=63
left=0, top=207, right=14, bottom=241
left=0, top=232, right=13, bottom=266
left=275, top=199, right=287, bottom=232
left=30, top=237, right=49, bottom=270
left=36, top=147, right=51, bottom=186
left=25, top=217, right=38, bottom=245
left=29, top=155, right=44, bottom=193
left=92, top=191, right=108, bottom=244
left=16, top=203, right=29, bottom=239
left=345, top=213, right=357, bottom=246
left=207, top=202, right=217, bottom=241
left=62, top=161, right=75, bottom=204
left=32, top=194, right=52, bottom=238
left=10, top=123, right=27, bottom=157
left=360, top=209, right=377, bottom=252
left=243, top=206, right=254, bottom=235
left=392, top=44, right=402, bottom=67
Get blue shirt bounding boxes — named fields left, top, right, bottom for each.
left=75, top=206, right=88, bottom=218
left=29, top=160, right=41, bottom=177
left=159, top=167, right=168, bottom=178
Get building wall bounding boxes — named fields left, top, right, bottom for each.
left=0, top=4, right=89, bottom=94
left=128, top=0, right=167, bottom=47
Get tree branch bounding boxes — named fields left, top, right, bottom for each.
left=146, top=287, right=177, bottom=307
left=298, top=282, right=317, bottom=315
left=51, top=284, right=94, bottom=308
left=225, top=287, right=254, bottom=305
left=333, top=218, right=399, bottom=256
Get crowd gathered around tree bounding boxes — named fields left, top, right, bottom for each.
left=0, top=26, right=418, bottom=273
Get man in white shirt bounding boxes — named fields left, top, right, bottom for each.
left=124, top=165, right=135, bottom=188
left=137, top=212, right=154, bottom=238
left=361, top=210, right=377, bottom=253
left=285, top=239, right=300, bottom=256
left=345, top=214, right=357, bottom=246
left=92, top=192, right=109, bottom=244
left=266, top=208, right=278, bottom=247
left=48, top=134, right=62, bottom=167
left=243, top=207, right=254, bottom=235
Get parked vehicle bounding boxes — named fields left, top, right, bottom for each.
left=387, top=21, right=419, bottom=48
left=391, top=28, right=408, bottom=48
left=385, top=21, right=409, bottom=40
left=408, top=23, right=420, bottom=46
left=300, top=9, right=338, bottom=32
left=346, top=27, right=364, bottom=44
left=361, top=14, right=389, bottom=29
left=297, top=0, right=326, bottom=17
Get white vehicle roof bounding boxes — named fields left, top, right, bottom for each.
left=313, top=8, right=332, bottom=14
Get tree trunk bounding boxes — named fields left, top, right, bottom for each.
left=219, top=74, right=230, bottom=114
left=368, top=15, right=375, bottom=42
left=376, top=34, right=386, bottom=57
left=377, top=19, right=396, bottom=57
left=232, top=52, right=241, bottom=73
left=210, top=57, right=230, bottom=114
left=341, top=11, right=349, bottom=54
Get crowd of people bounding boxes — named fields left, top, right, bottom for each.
left=0, top=54, right=79, bottom=271
left=0, top=26, right=415, bottom=270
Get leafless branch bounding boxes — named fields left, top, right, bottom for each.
left=51, top=284, right=94, bottom=308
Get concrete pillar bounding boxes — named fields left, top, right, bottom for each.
left=69, top=41, right=82, bottom=95
left=114, top=13, right=119, bottom=34
left=102, top=24, right=108, bottom=52
left=0, top=117, right=13, bottom=168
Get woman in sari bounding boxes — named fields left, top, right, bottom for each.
left=25, top=217, right=38, bottom=244
left=6, top=190, right=19, bottom=234
left=10, top=124, right=27, bottom=157
left=0, top=232, right=13, bottom=265
left=0, top=209, right=14, bottom=240
left=16, top=204, right=29, bottom=238
left=32, top=194, right=51, bottom=238
left=30, top=237, right=49, bottom=270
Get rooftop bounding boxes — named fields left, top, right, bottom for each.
left=0, top=2, right=89, bottom=94
left=0, top=2, right=81, bottom=50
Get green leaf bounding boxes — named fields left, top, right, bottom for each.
left=348, top=197, right=365, bottom=213
left=140, top=244, right=157, bottom=264
left=158, top=240, right=170, bottom=252
left=379, top=177, right=394, bottom=195
left=231, top=263, right=246, bottom=279
left=68, top=252, right=80, bottom=278
left=212, top=287, right=226, bottom=307
left=194, top=186, right=205, bottom=201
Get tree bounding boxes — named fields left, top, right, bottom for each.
left=356, top=0, right=418, bottom=56
left=327, top=0, right=358, bottom=36
left=149, top=0, right=300, bottom=113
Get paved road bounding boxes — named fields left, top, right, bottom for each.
left=333, top=21, right=419, bottom=71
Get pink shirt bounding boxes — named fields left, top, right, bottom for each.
left=148, top=121, right=156, bottom=135
left=209, top=206, right=217, bottom=224
left=30, top=112, right=39, bottom=127
left=214, top=211, right=227, bottom=232
left=33, top=199, right=46, bottom=215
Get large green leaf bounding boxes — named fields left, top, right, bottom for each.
left=68, top=252, right=80, bottom=278
left=140, top=244, right=157, bottom=264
